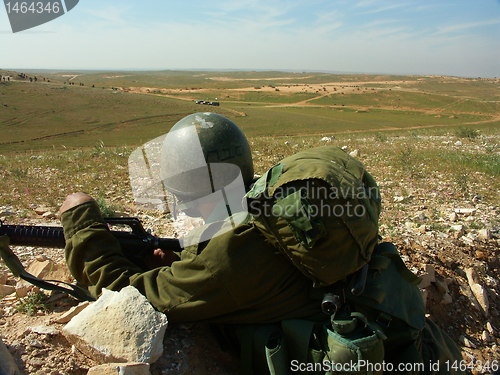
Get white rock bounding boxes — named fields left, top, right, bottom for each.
left=341, top=146, right=348, bottom=150
left=459, top=336, right=476, bottom=348
left=0, top=338, right=21, bottom=375
left=450, top=225, right=465, bottom=238
left=349, top=149, right=360, bottom=157
left=320, top=137, right=332, bottom=142
left=486, top=321, right=494, bottom=335
left=482, top=330, right=490, bottom=342
left=465, top=268, right=489, bottom=315
left=31, top=325, right=59, bottom=335
left=63, top=286, right=168, bottom=364
left=393, top=196, right=405, bottom=203
left=465, top=267, right=481, bottom=285
left=454, top=141, right=463, bottom=146
left=448, top=212, right=458, bottom=222
left=405, top=221, right=415, bottom=230
left=87, top=363, right=150, bottom=375
left=477, top=229, right=491, bottom=241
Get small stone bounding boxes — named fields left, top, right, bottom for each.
left=475, top=251, right=488, bottom=260
left=349, top=149, right=360, bottom=157
left=393, top=196, right=405, bottom=203
left=33, top=206, right=51, bottom=215
left=454, top=141, right=462, bottom=146
left=26, top=259, right=73, bottom=283
left=41, top=212, right=55, bottom=219
left=31, top=325, right=59, bottom=336
left=460, top=235, right=474, bottom=245
left=454, top=208, right=476, bottom=216
left=29, top=340, right=44, bottom=349
left=0, top=208, right=15, bottom=217
left=482, top=330, right=490, bottom=342
left=465, top=268, right=489, bottom=315
left=15, top=283, right=33, bottom=298
left=450, top=224, right=463, bottom=231
left=0, top=285, right=15, bottom=297
left=405, top=221, right=415, bottom=230
left=477, top=229, right=491, bottom=241
left=341, top=145, right=348, bottom=150
left=0, top=272, right=7, bottom=285
left=486, top=321, right=494, bottom=335
left=52, top=301, right=90, bottom=324
left=441, top=293, right=452, bottom=305
left=448, top=212, right=458, bottom=222
left=320, top=137, right=332, bottom=142
left=87, top=363, right=150, bottom=375
left=465, top=267, right=481, bottom=285
left=459, top=336, right=476, bottom=348
left=417, top=225, right=427, bottom=234
left=414, top=211, right=427, bottom=221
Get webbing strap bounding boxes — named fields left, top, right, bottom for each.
left=0, top=235, right=95, bottom=301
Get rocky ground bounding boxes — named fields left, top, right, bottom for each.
left=0, top=131, right=498, bottom=374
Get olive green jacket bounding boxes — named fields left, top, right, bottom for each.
left=61, top=201, right=325, bottom=323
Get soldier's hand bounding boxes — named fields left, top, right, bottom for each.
left=144, top=249, right=180, bottom=269
left=58, top=192, right=95, bottom=216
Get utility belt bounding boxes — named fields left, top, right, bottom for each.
left=235, top=242, right=426, bottom=375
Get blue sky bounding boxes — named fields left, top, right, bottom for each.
left=1, top=0, right=499, bottom=77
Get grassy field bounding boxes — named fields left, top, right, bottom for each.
left=0, top=70, right=498, bottom=152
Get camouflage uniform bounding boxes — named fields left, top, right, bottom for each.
left=57, top=146, right=463, bottom=374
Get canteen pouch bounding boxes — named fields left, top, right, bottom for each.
left=322, top=312, right=386, bottom=374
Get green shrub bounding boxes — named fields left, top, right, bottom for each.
left=16, top=292, right=50, bottom=316
left=455, top=127, right=479, bottom=139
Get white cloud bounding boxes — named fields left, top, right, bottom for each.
left=436, top=18, right=500, bottom=34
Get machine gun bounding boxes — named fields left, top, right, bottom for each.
left=0, top=218, right=182, bottom=301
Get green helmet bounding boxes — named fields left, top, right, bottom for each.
left=160, top=112, right=254, bottom=201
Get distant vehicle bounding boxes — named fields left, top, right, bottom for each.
left=194, top=100, right=220, bottom=106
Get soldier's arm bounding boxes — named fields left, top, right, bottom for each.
left=60, top=197, right=239, bottom=322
